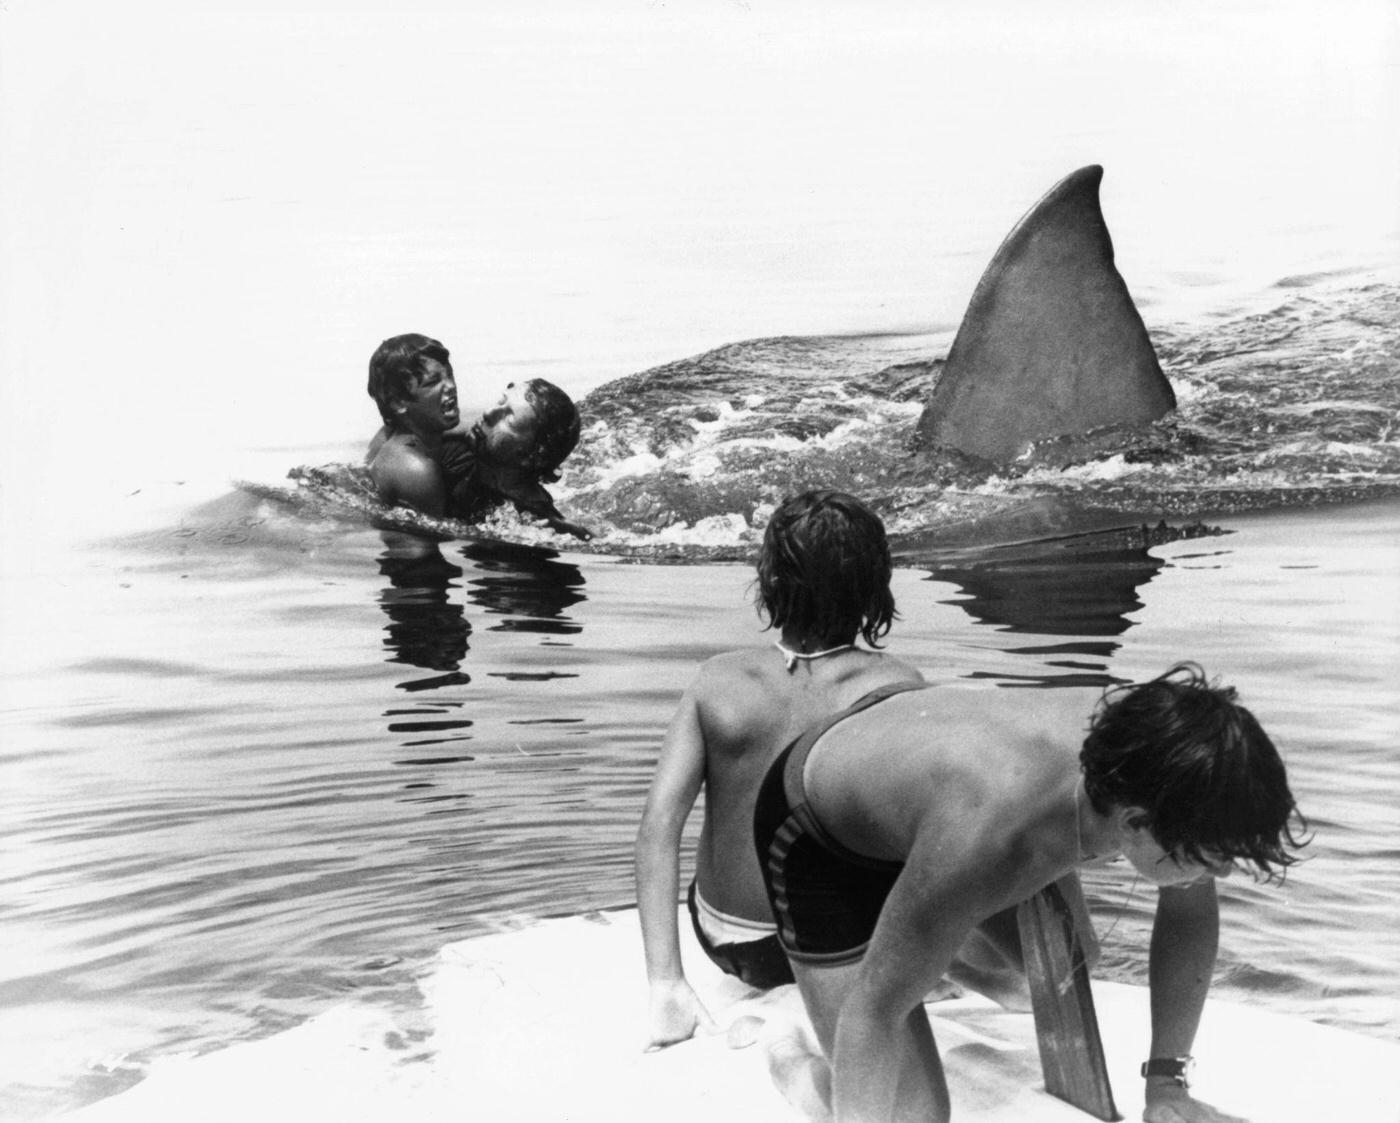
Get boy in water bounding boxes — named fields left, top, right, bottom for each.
left=753, top=662, right=1305, bottom=1123
left=365, top=333, right=592, bottom=539
left=635, top=491, right=924, bottom=1049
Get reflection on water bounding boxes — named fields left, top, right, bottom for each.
left=377, top=532, right=472, bottom=690
left=375, top=533, right=590, bottom=766
left=376, top=535, right=589, bottom=676
left=925, top=524, right=1224, bottom=689
left=459, top=540, right=586, bottom=634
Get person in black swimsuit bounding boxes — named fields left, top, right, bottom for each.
left=753, top=679, right=923, bottom=965
left=634, top=491, right=924, bottom=1050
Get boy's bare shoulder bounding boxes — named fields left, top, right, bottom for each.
left=370, top=435, right=430, bottom=471
left=697, top=647, right=771, bottom=676
left=691, top=649, right=924, bottom=701
left=368, top=436, right=444, bottom=506
left=690, top=647, right=776, bottom=694
left=366, top=425, right=391, bottom=463
left=864, top=653, right=925, bottom=686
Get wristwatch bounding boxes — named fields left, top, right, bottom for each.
left=1140, top=1055, right=1194, bottom=1089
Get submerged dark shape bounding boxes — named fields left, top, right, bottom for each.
left=914, top=165, right=1176, bottom=463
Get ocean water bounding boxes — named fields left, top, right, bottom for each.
left=3, top=2, right=1399, bottom=1118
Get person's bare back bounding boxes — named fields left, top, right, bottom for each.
left=688, top=645, right=922, bottom=922
left=752, top=664, right=1307, bottom=1123
left=635, top=491, right=922, bottom=1049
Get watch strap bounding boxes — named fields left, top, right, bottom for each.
left=1140, top=1056, right=1193, bottom=1088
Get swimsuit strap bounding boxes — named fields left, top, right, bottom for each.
left=773, top=641, right=856, bottom=672
left=783, top=679, right=930, bottom=812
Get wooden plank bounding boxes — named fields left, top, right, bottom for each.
left=1017, top=873, right=1120, bottom=1120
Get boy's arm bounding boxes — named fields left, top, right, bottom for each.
left=369, top=443, right=448, bottom=517
left=543, top=515, right=594, bottom=541
left=634, top=684, right=716, bottom=1049
left=523, top=496, right=594, bottom=541
left=1144, top=880, right=1246, bottom=1123
left=497, top=476, right=594, bottom=540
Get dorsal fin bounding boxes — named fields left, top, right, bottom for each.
left=914, top=166, right=1175, bottom=463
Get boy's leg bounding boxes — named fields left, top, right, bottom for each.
left=762, top=958, right=858, bottom=1119
left=947, top=904, right=1033, bottom=1011
left=784, top=959, right=950, bottom=1123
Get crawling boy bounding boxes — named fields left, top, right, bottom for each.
left=752, top=663, right=1305, bottom=1121
left=365, top=333, right=591, bottom=539
left=634, top=490, right=923, bottom=1049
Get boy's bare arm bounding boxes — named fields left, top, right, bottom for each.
left=1144, top=881, right=1246, bottom=1123
left=369, top=445, right=447, bottom=516
left=635, top=685, right=716, bottom=1048
left=543, top=514, right=593, bottom=541
left=496, top=474, right=594, bottom=540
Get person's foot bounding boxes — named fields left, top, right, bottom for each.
left=725, top=1014, right=765, bottom=1049
left=760, top=1016, right=833, bottom=1121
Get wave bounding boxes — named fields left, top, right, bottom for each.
left=257, top=279, right=1399, bottom=562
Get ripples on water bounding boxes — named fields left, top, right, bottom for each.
left=3, top=280, right=1399, bottom=1119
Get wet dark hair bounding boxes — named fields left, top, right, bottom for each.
left=754, top=490, right=896, bottom=649
left=521, top=378, right=581, bottom=482
left=367, top=334, right=452, bottom=426
left=1080, top=662, right=1307, bottom=880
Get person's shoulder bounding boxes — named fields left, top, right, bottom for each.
left=691, top=647, right=772, bottom=695
left=866, top=653, right=925, bottom=686
left=700, top=646, right=773, bottom=674
left=368, top=435, right=444, bottom=505
left=824, top=651, right=924, bottom=695
left=369, top=433, right=435, bottom=475
left=366, top=425, right=390, bottom=463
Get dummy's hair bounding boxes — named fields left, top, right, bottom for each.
left=521, top=379, right=581, bottom=482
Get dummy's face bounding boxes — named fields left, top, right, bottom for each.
left=477, top=383, right=541, bottom=465
left=1119, top=816, right=1237, bottom=887
left=395, top=358, right=459, bottom=433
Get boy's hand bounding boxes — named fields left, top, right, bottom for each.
left=1144, top=1083, right=1248, bottom=1123
left=550, top=518, right=594, bottom=541
left=645, top=978, right=716, bottom=1050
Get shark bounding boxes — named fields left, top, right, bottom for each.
left=913, top=165, right=1176, bottom=463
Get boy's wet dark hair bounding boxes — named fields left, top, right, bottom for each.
left=367, top=334, right=452, bottom=426
left=1080, top=662, right=1307, bottom=880
left=755, top=490, right=896, bottom=649
left=521, top=378, right=582, bottom=483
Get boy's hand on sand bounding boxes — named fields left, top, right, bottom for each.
left=644, top=979, right=717, bottom=1050
left=1144, top=1085, right=1248, bottom=1123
